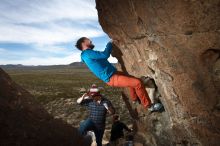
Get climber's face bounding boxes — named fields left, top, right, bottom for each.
left=83, top=38, right=95, bottom=50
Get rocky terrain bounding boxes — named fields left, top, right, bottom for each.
left=96, top=0, right=220, bottom=145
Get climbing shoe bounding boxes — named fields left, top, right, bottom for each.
left=148, top=103, right=163, bottom=112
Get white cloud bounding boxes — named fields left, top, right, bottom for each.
left=0, top=0, right=118, bottom=65
left=0, top=0, right=97, bottom=23
left=0, top=22, right=104, bottom=45
left=0, top=0, right=104, bottom=45
left=0, top=48, right=7, bottom=54
left=0, top=53, right=81, bottom=66
left=0, top=54, right=118, bottom=66
left=34, top=45, right=68, bottom=53
left=108, top=56, right=118, bottom=63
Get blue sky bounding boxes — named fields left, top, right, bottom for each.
left=0, top=0, right=117, bottom=65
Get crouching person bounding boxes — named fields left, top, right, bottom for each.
left=109, top=115, right=132, bottom=146
left=77, top=85, right=115, bottom=146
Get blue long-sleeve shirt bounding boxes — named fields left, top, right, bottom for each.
left=81, top=42, right=117, bottom=82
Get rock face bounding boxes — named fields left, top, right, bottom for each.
left=96, top=0, right=220, bottom=145
left=0, top=68, right=90, bottom=146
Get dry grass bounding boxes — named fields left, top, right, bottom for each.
left=4, top=66, right=132, bottom=130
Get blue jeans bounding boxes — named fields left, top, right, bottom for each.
left=79, top=119, right=105, bottom=146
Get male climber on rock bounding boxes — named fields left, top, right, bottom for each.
left=75, top=37, right=162, bottom=112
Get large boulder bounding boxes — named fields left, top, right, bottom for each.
left=96, top=0, right=220, bottom=145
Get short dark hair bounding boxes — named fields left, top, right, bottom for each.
left=75, top=37, right=87, bottom=50
left=113, top=114, right=119, bottom=121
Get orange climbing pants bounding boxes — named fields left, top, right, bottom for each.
left=107, top=72, right=151, bottom=108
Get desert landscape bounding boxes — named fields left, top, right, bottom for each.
left=1, top=63, right=132, bottom=142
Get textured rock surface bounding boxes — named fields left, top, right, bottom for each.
left=0, top=68, right=89, bottom=146
left=96, top=0, right=220, bottom=145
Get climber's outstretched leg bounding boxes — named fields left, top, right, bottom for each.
left=106, top=72, right=151, bottom=108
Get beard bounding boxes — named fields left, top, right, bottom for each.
left=88, top=44, right=95, bottom=49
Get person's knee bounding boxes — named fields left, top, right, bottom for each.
left=79, top=123, right=87, bottom=134
left=79, top=126, right=85, bottom=135
left=134, top=78, right=142, bottom=87
left=79, top=119, right=92, bottom=135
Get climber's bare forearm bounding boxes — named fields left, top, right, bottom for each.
left=108, top=107, right=115, bottom=115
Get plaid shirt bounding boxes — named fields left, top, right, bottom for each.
left=80, top=97, right=113, bottom=129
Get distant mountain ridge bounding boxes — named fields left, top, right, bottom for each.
left=0, top=62, right=86, bottom=70
left=0, top=62, right=117, bottom=70
left=69, top=62, right=85, bottom=67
